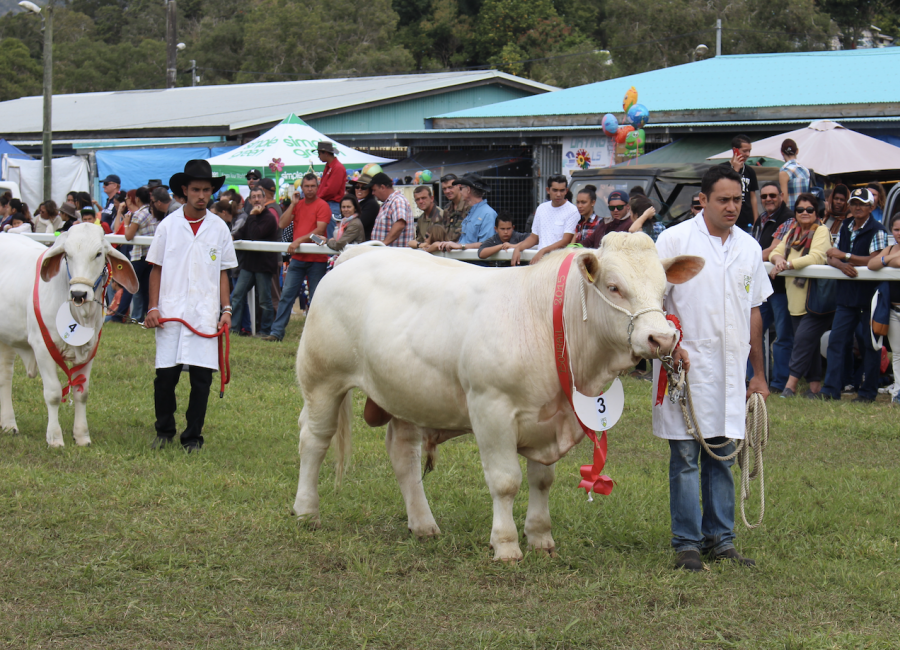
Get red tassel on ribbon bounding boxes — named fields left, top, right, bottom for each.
left=553, top=253, right=614, bottom=496
left=655, top=314, right=683, bottom=406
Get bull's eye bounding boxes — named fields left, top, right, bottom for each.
left=95, top=252, right=102, bottom=258
left=607, top=285, right=619, bottom=293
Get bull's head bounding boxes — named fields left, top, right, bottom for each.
left=40, top=223, right=139, bottom=328
left=575, top=232, right=703, bottom=363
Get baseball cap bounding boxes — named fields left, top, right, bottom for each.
left=245, top=169, right=262, bottom=180
left=607, top=190, right=629, bottom=204
left=258, top=178, right=276, bottom=191
left=848, top=188, right=874, bottom=205
left=100, top=174, right=121, bottom=185
left=367, top=172, right=393, bottom=189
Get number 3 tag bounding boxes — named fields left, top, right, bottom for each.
left=573, top=378, right=625, bottom=432
left=55, top=303, right=95, bottom=347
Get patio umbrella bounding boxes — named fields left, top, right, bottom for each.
left=707, top=120, right=900, bottom=176
left=207, top=114, right=393, bottom=188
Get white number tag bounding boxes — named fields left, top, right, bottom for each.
left=573, top=378, right=625, bottom=431
left=55, top=303, right=95, bottom=347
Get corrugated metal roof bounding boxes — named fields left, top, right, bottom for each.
left=0, top=71, right=556, bottom=136
left=434, top=49, right=900, bottom=120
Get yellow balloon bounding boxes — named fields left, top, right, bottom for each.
left=623, top=86, right=638, bottom=114
left=293, top=179, right=303, bottom=188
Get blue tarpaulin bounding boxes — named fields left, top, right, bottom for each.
left=96, top=146, right=238, bottom=191
left=0, top=139, right=33, bottom=159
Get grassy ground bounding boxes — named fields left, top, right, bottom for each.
left=1, top=319, right=898, bottom=649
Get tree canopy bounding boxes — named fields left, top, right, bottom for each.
left=0, top=0, right=896, bottom=100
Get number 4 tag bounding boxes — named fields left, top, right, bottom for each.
left=573, top=378, right=625, bottom=432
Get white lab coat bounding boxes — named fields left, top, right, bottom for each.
left=145, top=208, right=238, bottom=370
left=652, top=214, right=772, bottom=440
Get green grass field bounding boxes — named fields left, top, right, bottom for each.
left=1, top=320, right=898, bottom=649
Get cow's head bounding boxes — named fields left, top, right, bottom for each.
left=576, top=232, right=703, bottom=361
left=41, top=223, right=139, bottom=327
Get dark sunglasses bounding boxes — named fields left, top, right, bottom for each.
left=102, top=181, right=115, bottom=186
left=760, top=193, right=779, bottom=199
left=691, top=203, right=702, bottom=209
left=247, top=176, right=260, bottom=181
left=608, top=204, right=627, bottom=211
left=795, top=207, right=816, bottom=214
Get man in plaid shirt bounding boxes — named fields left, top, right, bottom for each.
left=369, top=173, right=414, bottom=247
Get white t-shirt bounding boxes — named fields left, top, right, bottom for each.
left=531, top=201, right=580, bottom=249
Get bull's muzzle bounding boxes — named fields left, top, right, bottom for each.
left=71, top=290, right=88, bottom=306
left=648, top=331, right=677, bottom=357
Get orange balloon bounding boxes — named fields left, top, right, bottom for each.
left=615, top=125, right=635, bottom=144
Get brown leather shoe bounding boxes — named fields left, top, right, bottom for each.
left=675, top=549, right=703, bottom=572
left=712, top=547, right=756, bottom=567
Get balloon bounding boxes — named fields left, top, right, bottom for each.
left=602, top=113, right=619, bottom=137
left=635, top=128, right=646, bottom=155
left=625, top=131, right=639, bottom=153
left=414, top=171, right=423, bottom=184
left=421, top=169, right=433, bottom=183
left=362, top=163, right=383, bottom=177
left=615, top=125, right=634, bottom=144
left=627, top=103, right=649, bottom=129
left=293, top=179, right=303, bottom=188
left=622, top=86, right=638, bottom=114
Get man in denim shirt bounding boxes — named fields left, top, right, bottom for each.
left=438, top=173, right=497, bottom=251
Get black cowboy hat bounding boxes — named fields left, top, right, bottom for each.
left=452, top=172, right=490, bottom=194
left=169, top=160, right=226, bottom=198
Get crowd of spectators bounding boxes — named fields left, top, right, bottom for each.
left=2, top=134, right=897, bottom=400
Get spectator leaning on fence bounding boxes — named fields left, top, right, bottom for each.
left=768, top=192, right=832, bottom=398
left=867, top=213, right=900, bottom=404
left=819, top=188, right=888, bottom=402
left=122, top=186, right=159, bottom=322
left=824, top=184, right=850, bottom=237
left=353, top=173, right=381, bottom=241
left=325, top=194, right=366, bottom=252
left=265, top=173, right=331, bottom=342
left=411, top=185, right=445, bottom=247
left=368, top=172, right=415, bottom=248
left=511, top=174, right=579, bottom=266
left=440, top=173, right=470, bottom=233
left=438, top=173, right=496, bottom=252
left=99, top=173, right=121, bottom=228
left=35, top=200, right=63, bottom=233
left=478, top=213, right=529, bottom=263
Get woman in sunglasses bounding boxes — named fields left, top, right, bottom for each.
left=768, top=192, right=832, bottom=398
left=584, top=190, right=632, bottom=248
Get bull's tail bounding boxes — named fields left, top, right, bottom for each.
left=333, top=390, right=353, bottom=489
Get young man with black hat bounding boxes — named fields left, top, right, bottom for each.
left=99, top=173, right=121, bottom=228
left=316, top=141, right=347, bottom=238
left=144, top=160, right=238, bottom=452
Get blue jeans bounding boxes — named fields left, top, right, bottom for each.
left=231, top=269, right=274, bottom=335
left=269, top=259, right=326, bottom=340
left=764, top=293, right=793, bottom=390
left=669, top=437, right=736, bottom=554
left=326, top=201, right=340, bottom=239
left=822, top=305, right=881, bottom=399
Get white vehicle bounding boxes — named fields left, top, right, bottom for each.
left=0, top=180, right=21, bottom=200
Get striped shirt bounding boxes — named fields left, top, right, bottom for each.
left=371, top=191, right=414, bottom=247
left=129, top=205, right=159, bottom=261
left=780, top=160, right=810, bottom=211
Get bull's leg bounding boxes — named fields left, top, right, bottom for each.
left=471, top=410, right=523, bottom=561
left=71, top=361, right=92, bottom=446
left=385, top=419, right=440, bottom=538
left=524, top=459, right=556, bottom=555
left=0, top=343, right=18, bottom=434
left=33, top=349, right=64, bottom=448
left=292, top=391, right=348, bottom=524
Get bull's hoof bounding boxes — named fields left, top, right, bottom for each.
left=47, top=440, right=65, bottom=449
left=409, top=523, right=441, bottom=538
left=293, top=510, right=321, bottom=529
left=1, top=426, right=18, bottom=435
left=491, top=542, right=524, bottom=562
left=74, top=437, right=92, bottom=447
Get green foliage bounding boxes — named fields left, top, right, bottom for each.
left=0, top=322, right=899, bottom=646
left=0, top=37, right=42, bottom=101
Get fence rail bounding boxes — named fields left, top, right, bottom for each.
left=18, top=233, right=900, bottom=279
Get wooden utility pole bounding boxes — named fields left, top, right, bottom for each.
left=166, top=0, right=177, bottom=88
left=42, top=1, right=53, bottom=201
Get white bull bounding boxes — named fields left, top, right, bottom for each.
left=293, top=233, right=703, bottom=560
left=0, top=225, right=138, bottom=447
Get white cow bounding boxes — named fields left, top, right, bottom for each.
left=293, top=234, right=703, bottom=560
left=0, top=225, right=138, bottom=447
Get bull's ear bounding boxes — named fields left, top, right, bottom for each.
left=104, top=243, right=140, bottom=294
left=40, top=233, right=68, bottom=282
left=662, top=255, right=705, bottom=284
left=576, top=251, right=600, bottom=284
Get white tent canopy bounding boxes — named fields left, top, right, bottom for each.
left=708, top=120, right=900, bottom=176
left=207, top=113, right=393, bottom=187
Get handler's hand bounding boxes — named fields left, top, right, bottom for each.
left=747, top=374, right=769, bottom=401
left=144, top=309, right=162, bottom=329
left=217, top=312, right=231, bottom=331
left=511, top=248, right=522, bottom=266
left=672, top=347, right=690, bottom=373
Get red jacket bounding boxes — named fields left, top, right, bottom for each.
left=317, top=158, right=347, bottom=203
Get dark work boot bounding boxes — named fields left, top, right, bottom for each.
left=675, top=549, right=703, bottom=572
left=712, top=548, right=756, bottom=567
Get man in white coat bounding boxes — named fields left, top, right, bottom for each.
left=144, top=160, right=238, bottom=452
left=652, top=165, right=772, bottom=571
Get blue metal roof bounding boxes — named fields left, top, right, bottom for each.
left=435, top=48, right=900, bottom=119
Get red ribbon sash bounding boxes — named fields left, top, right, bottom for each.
left=553, top=253, right=614, bottom=496
left=33, top=252, right=105, bottom=402
left=655, top=314, right=683, bottom=406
